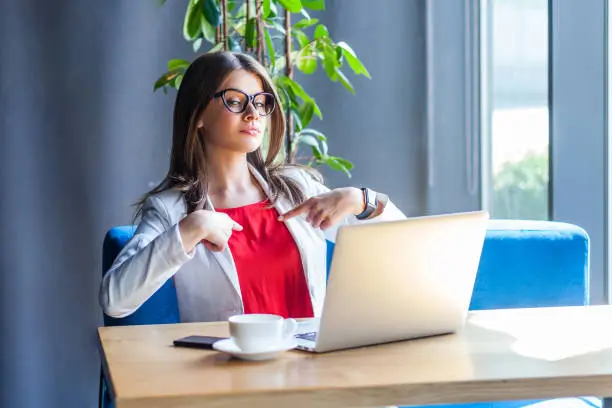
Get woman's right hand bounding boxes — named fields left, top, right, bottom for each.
left=178, top=210, right=243, bottom=253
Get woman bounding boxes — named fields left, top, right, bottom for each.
left=100, top=51, right=406, bottom=322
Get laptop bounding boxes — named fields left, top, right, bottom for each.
left=295, top=210, right=489, bottom=353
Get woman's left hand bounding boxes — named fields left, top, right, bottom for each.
left=278, top=187, right=365, bottom=230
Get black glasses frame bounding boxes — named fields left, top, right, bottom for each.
left=213, top=88, right=276, bottom=117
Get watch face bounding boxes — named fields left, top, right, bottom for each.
left=365, top=188, right=377, bottom=208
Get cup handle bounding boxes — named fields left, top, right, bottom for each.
left=282, top=318, right=298, bottom=342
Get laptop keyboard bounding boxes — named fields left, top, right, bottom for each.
left=295, top=332, right=318, bottom=342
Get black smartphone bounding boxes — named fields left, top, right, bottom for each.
left=173, top=335, right=227, bottom=350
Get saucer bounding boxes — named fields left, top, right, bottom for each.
left=212, top=338, right=298, bottom=361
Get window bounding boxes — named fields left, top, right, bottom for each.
left=481, top=0, right=549, bottom=220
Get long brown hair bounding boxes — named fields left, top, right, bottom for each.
left=135, top=51, right=315, bottom=219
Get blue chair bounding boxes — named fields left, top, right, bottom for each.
left=101, top=225, right=180, bottom=327
left=99, top=219, right=592, bottom=408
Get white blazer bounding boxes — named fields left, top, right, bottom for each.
left=100, top=166, right=407, bottom=322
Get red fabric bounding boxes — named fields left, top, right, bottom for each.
left=215, top=200, right=314, bottom=318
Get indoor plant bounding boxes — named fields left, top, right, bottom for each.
left=155, top=0, right=370, bottom=176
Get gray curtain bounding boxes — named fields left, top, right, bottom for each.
left=0, top=0, right=423, bottom=406
left=0, top=1, right=189, bottom=406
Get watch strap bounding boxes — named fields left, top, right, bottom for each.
left=356, top=187, right=377, bottom=220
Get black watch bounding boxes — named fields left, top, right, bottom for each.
left=356, top=187, right=377, bottom=220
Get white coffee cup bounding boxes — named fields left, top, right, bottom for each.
left=228, top=314, right=297, bottom=353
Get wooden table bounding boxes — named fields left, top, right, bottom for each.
left=98, top=305, right=612, bottom=408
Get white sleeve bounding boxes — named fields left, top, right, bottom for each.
left=99, top=195, right=195, bottom=318
left=294, top=170, right=408, bottom=243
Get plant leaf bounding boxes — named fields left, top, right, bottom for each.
left=301, top=128, right=326, bottom=141
left=314, top=24, right=329, bottom=39
left=245, top=18, right=257, bottom=49
left=335, top=68, right=354, bottom=94
left=296, top=46, right=317, bottom=74
left=323, top=156, right=352, bottom=176
left=322, top=52, right=338, bottom=80
left=293, top=18, right=319, bottom=29
left=263, top=0, right=272, bottom=17
left=276, top=0, right=302, bottom=13
left=298, top=134, right=319, bottom=149
left=264, top=28, right=276, bottom=70
left=167, top=59, right=191, bottom=71
left=291, top=108, right=303, bottom=132
left=193, top=37, right=203, bottom=52
left=319, top=41, right=340, bottom=81
left=278, top=76, right=321, bottom=118
left=279, top=76, right=310, bottom=101
left=301, top=0, right=325, bottom=10
left=208, top=42, right=225, bottom=53
left=275, top=80, right=291, bottom=108
left=319, top=138, right=328, bottom=155
left=297, top=100, right=315, bottom=128
left=183, top=0, right=202, bottom=41
left=171, top=73, right=184, bottom=89
left=335, top=44, right=343, bottom=62
left=201, top=16, right=217, bottom=43
left=270, top=21, right=286, bottom=35
left=228, top=36, right=242, bottom=52
left=312, top=101, right=322, bottom=118
left=331, top=156, right=354, bottom=170
left=294, top=31, right=310, bottom=48
left=265, top=0, right=278, bottom=17
left=299, top=130, right=328, bottom=155
left=337, top=41, right=371, bottom=78
left=154, top=68, right=184, bottom=92
left=200, top=0, right=221, bottom=27
left=154, top=77, right=169, bottom=93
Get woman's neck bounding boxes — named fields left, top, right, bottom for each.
left=205, top=154, right=265, bottom=208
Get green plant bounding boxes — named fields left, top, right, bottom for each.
left=154, top=0, right=371, bottom=177
left=492, top=152, right=549, bottom=220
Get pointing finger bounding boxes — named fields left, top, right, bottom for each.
left=278, top=200, right=311, bottom=221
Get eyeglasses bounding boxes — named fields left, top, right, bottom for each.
left=213, top=88, right=276, bottom=117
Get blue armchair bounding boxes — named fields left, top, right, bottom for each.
left=99, top=219, right=592, bottom=408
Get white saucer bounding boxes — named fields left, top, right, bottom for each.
left=212, top=338, right=298, bottom=361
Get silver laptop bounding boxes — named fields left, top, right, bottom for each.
left=295, top=210, right=489, bottom=353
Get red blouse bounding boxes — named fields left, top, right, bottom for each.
left=215, top=200, right=314, bottom=318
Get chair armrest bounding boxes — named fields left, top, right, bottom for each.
left=101, top=225, right=180, bottom=326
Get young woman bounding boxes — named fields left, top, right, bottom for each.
left=100, top=51, right=406, bottom=322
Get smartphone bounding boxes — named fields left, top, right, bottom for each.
left=173, top=335, right=227, bottom=350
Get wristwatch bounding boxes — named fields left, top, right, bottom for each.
left=356, top=187, right=377, bottom=220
